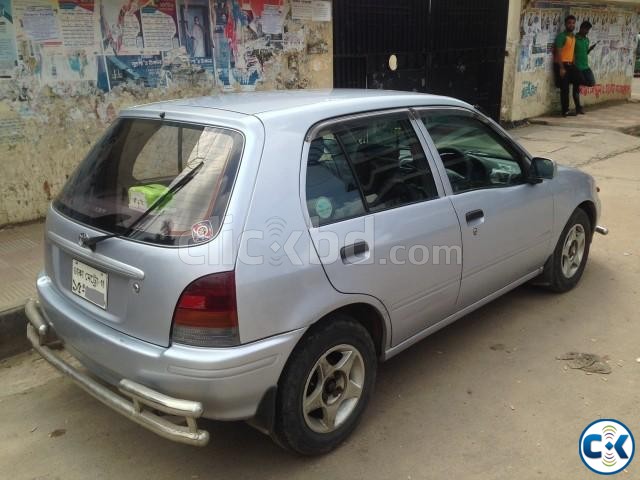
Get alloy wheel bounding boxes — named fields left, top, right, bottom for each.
left=302, top=344, right=365, bottom=434
left=561, top=224, right=586, bottom=279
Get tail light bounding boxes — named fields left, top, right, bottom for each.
left=171, top=271, right=239, bottom=347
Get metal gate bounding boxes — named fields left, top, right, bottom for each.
left=332, top=0, right=510, bottom=120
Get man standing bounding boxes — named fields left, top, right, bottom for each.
left=555, top=15, right=581, bottom=117
left=575, top=21, right=599, bottom=114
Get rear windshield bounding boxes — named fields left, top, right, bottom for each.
left=54, top=118, right=244, bottom=246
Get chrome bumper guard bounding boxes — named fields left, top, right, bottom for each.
left=25, top=299, right=210, bottom=447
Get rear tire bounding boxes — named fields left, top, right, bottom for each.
left=273, top=315, right=377, bottom=455
left=546, top=208, right=592, bottom=293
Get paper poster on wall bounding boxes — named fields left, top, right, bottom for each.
left=0, top=115, right=25, bottom=145
left=97, top=53, right=163, bottom=91
left=261, top=3, right=283, bottom=35
left=58, top=0, right=100, bottom=53
left=176, top=0, right=213, bottom=61
left=212, top=0, right=285, bottom=90
left=100, top=0, right=148, bottom=55
left=311, top=0, right=331, bottom=22
left=19, top=0, right=62, bottom=44
left=569, top=6, right=639, bottom=76
left=140, top=0, right=178, bottom=51
left=283, top=28, right=304, bottom=52
left=518, top=8, right=562, bottom=74
left=241, top=0, right=282, bottom=18
left=0, top=0, right=18, bottom=76
left=39, top=45, right=97, bottom=82
left=291, top=0, right=311, bottom=20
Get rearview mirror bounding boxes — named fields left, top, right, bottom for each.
left=528, top=157, right=556, bottom=183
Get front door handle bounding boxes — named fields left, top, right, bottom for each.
left=466, top=209, right=485, bottom=224
left=340, top=241, right=369, bottom=263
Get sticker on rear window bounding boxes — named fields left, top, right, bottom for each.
left=192, top=220, right=214, bottom=243
left=128, top=190, right=148, bottom=212
left=315, top=197, right=333, bottom=220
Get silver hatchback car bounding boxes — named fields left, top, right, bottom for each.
left=27, top=90, right=607, bottom=455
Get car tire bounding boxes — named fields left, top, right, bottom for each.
left=273, top=315, right=377, bottom=455
left=546, top=208, right=593, bottom=293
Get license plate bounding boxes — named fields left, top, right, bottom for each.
left=71, top=259, right=108, bottom=309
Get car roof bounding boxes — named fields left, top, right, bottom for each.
left=124, top=89, right=473, bottom=125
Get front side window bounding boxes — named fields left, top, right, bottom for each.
left=55, top=119, right=243, bottom=245
left=420, top=111, right=525, bottom=194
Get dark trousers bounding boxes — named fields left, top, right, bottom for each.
left=559, top=63, right=581, bottom=114
left=580, top=68, right=596, bottom=87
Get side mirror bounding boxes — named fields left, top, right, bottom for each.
left=528, top=157, right=556, bottom=184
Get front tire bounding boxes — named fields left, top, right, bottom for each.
left=546, top=208, right=592, bottom=293
left=273, top=315, right=377, bottom=455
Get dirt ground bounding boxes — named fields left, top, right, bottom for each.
left=1, top=142, right=639, bottom=480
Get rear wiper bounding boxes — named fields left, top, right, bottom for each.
left=81, top=161, right=205, bottom=251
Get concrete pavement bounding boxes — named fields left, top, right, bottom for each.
left=0, top=222, right=43, bottom=358
left=513, top=123, right=640, bottom=167
left=0, top=221, right=43, bottom=313
left=530, top=99, right=640, bottom=135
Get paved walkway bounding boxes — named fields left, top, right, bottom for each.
left=512, top=123, right=640, bottom=168
left=0, top=222, right=44, bottom=313
left=530, top=98, right=640, bottom=134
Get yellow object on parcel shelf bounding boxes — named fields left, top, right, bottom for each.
left=128, top=184, right=172, bottom=213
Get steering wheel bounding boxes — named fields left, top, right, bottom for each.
left=438, top=147, right=489, bottom=190
left=438, top=147, right=470, bottom=175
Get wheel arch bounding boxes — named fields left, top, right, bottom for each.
left=305, top=302, right=389, bottom=358
left=577, top=200, right=597, bottom=233
left=250, top=300, right=389, bottom=436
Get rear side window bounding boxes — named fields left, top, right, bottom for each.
left=306, top=134, right=366, bottom=228
left=305, top=113, right=439, bottom=226
left=338, top=115, right=438, bottom=211
left=55, top=119, right=244, bottom=246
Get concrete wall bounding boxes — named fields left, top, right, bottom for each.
left=502, top=0, right=640, bottom=122
left=0, top=0, right=333, bottom=227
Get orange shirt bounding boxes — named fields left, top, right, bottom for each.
left=556, top=31, right=576, bottom=63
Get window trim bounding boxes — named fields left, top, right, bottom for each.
left=411, top=106, right=533, bottom=196
left=301, top=109, right=445, bottom=228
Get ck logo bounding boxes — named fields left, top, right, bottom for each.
left=580, top=419, right=635, bottom=475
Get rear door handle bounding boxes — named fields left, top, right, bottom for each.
left=340, top=241, right=369, bottom=263
left=466, top=209, right=484, bottom=224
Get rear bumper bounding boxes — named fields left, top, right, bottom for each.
left=35, top=274, right=305, bottom=422
left=26, top=308, right=209, bottom=446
